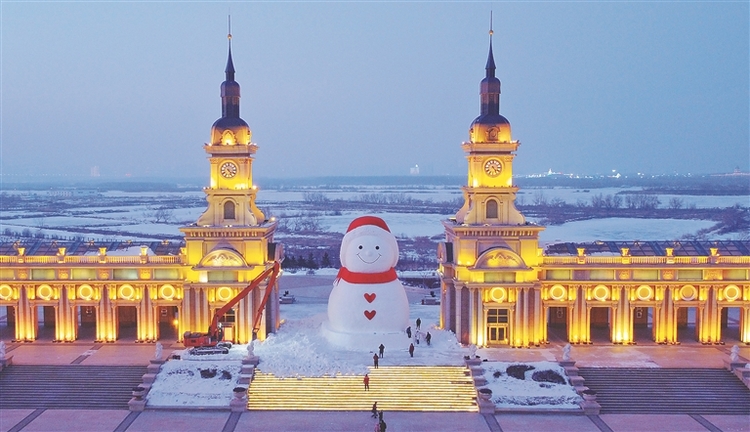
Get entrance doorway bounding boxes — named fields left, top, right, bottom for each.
left=590, top=307, right=611, bottom=343
left=676, top=307, right=698, bottom=343
left=632, top=306, right=654, bottom=343
left=546, top=306, right=568, bottom=343
left=35, top=306, right=56, bottom=341
left=158, top=306, right=178, bottom=341
left=117, top=306, right=137, bottom=341
left=76, top=306, right=97, bottom=341
left=0, top=306, right=14, bottom=340
left=486, top=308, right=509, bottom=345
left=721, top=307, right=742, bottom=344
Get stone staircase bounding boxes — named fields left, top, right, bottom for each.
left=577, top=367, right=750, bottom=415
left=247, top=365, right=478, bottom=412
left=0, top=365, right=147, bottom=410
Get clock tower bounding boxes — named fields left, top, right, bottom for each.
left=179, top=30, right=281, bottom=344
left=438, top=27, right=545, bottom=348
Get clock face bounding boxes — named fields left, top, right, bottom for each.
left=220, top=162, right=238, bottom=178
left=484, top=159, right=502, bottom=177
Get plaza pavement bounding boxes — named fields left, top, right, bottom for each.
left=1, top=340, right=749, bottom=432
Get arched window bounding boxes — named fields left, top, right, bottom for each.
left=486, top=199, right=498, bottom=219
left=224, top=201, right=236, bottom=220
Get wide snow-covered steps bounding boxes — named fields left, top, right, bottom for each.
left=246, top=365, right=478, bottom=412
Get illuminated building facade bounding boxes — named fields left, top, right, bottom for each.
left=0, top=34, right=281, bottom=344
left=0, top=30, right=747, bottom=350
left=438, top=33, right=750, bottom=348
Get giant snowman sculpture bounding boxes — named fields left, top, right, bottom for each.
left=322, top=216, right=410, bottom=349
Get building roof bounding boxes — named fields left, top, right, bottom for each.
left=0, top=239, right=184, bottom=256
left=544, top=240, right=750, bottom=257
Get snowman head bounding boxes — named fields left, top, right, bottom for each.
left=340, top=216, right=399, bottom=273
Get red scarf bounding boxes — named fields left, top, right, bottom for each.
left=335, top=267, right=398, bottom=284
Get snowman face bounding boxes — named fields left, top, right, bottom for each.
left=341, top=231, right=398, bottom=273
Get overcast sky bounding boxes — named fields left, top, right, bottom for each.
left=1, top=2, right=748, bottom=181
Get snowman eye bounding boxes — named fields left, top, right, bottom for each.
left=375, top=246, right=380, bottom=250
left=358, top=245, right=363, bottom=249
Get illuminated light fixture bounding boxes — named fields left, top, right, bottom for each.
left=489, top=287, right=507, bottom=303
left=636, top=285, right=653, bottom=301
left=118, top=284, right=135, bottom=300
left=173, top=319, right=179, bottom=327
left=217, top=286, right=234, bottom=302
left=0, top=284, right=13, bottom=301
left=723, top=285, right=740, bottom=302
left=593, top=285, right=609, bottom=301
left=251, top=185, right=258, bottom=190
left=549, top=284, right=566, bottom=301
left=159, top=284, right=176, bottom=300
left=38, top=284, right=53, bottom=300
left=78, top=285, right=94, bottom=301
left=679, top=285, right=697, bottom=301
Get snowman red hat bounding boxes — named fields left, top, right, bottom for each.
left=337, top=215, right=399, bottom=284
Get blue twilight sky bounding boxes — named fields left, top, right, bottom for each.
left=1, top=1, right=748, bottom=180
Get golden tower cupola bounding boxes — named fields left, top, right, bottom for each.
left=468, top=35, right=511, bottom=144
left=209, top=35, right=252, bottom=147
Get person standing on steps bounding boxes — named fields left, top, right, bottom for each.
left=373, top=353, right=379, bottom=368
left=364, top=373, right=370, bottom=390
left=379, top=343, right=385, bottom=358
left=409, top=343, right=414, bottom=357
left=416, top=317, right=421, bottom=330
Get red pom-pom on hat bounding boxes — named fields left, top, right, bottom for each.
left=346, top=216, right=390, bottom=233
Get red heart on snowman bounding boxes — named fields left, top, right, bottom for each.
left=364, top=310, right=376, bottom=320
left=364, top=293, right=376, bottom=303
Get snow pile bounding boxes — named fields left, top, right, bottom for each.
left=480, top=361, right=582, bottom=409
left=147, top=359, right=242, bottom=407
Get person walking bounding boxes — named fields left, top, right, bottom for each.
left=416, top=317, right=421, bottom=330
left=406, top=326, right=412, bottom=338
left=379, top=343, right=385, bottom=358
left=408, top=343, right=414, bottom=357
left=373, top=353, right=379, bottom=368
left=371, top=402, right=378, bottom=418
left=364, top=373, right=370, bottom=391
left=426, top=331, right=432, bottom=346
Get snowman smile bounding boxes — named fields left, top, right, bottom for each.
left=357, top=253, right=381, bottom=264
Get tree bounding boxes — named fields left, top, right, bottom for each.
left=321, top=252, right=332, bottom=268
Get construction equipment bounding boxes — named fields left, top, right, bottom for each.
left=183, top=261, right=281, bottom=355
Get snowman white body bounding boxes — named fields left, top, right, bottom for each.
left=326, top=217, right=409, bottom=337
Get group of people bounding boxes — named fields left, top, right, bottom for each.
left=371, top=403, right=386, bottom=432
left=406, top=318, right=432, bottom=357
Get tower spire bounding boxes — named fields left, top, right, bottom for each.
left=485, top=11, right=496, bottom=78
left=225, top=15, right=235, bottom=81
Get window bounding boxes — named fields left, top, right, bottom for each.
left=224, top=201, right=236, bottom=220
left=486, top=199, right=498, bottom=219
left=487, top=308, right=509, bottom=324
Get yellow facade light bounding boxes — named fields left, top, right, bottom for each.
left=118, top=284, right=135, bottom=300
left=636, top=285, right=653, bottom=301
left=549, top=284, right=566, bottom=301
left=78, top=284, right=94, bottom=301
left=679, top=285, right=697, bottom=301
left=593, top=285, right=609, bottom=301
left=37, top=284, right=53, bottom=301
left=217, top=286, right=234, bottom=302
left=723, top=285, right=740, bottom=302
left=489, top=287, right=507, bottom=303
left=159, top=284, right=176, bottom=300
left=0, top=284, right=14, bottom=301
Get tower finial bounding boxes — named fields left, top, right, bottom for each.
left=489, top=10, right=493, bottom=39
left=225, top=14, right=235, bottom=79
left=228, top=14, right=232, bottom=41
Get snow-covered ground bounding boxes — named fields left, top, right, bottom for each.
left=146, top=276, right=584, bottom=410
